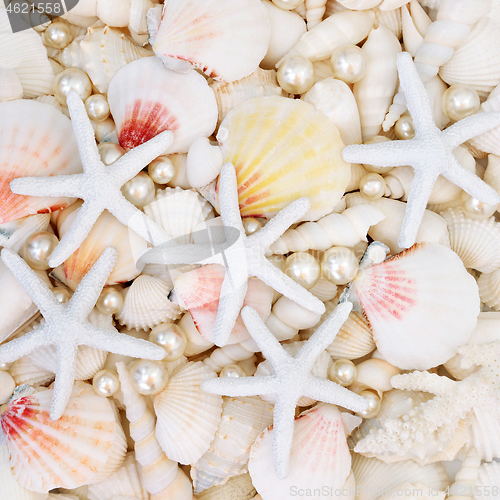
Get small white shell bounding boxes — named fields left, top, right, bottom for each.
left=468, top=89, right=500, bottom=157
left=349, top=358, right=401, bottom=397
left=484, top=154, right=500, bottom=196
left=187, top=138, right=225, bottom=188
left=0, top=68, right=23, bottom=102
left=478, top=269, right=500, bottom=310
left=474, top=460, right=500, bottom=497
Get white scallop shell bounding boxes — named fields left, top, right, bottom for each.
left=374, top=6, right=402, bottom=39
left=9, top=355, right=54, bottom=388
left=186, top=137, right=224, bottom=188
left=479, top=269, right=500, bottom=310
left=474, top=461, right=500, bottom=498
left=484, top=154, right=500, bottom=196
left=196, top=473, right=256, bottom=500
left=467, top=90, right=500, bottom=157
left=460, top=407, right=500, bottom=463
left=0, top=68, right=23, bottom=102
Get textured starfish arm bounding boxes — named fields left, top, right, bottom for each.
left=10, top=174, right=83, bottom=198
left=0, top=327, right=51, bottom=363
left=201, top=374, right=277, bottom=396
left=444, top=111, right=500, bottom=149
left=303, top=375, right=368, bottom=413
left=272, top=394, right=299, bottom=479
left=342, top=141, right=420, bottom=168
left=254, top=257, right=325, bottom=315
left=50, top=342, right=79, bottom=420
left=391, top=371, right=457, bottom=395
left=458, top=341, right=500, bottom=368
left=218, top=163, right=245, bottom=233
left=48, top=201, right=105, bottom=268
left=111, top=130, right=174, bottom=186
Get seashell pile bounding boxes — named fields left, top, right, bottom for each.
left=3, top=0, right=500, bottom=498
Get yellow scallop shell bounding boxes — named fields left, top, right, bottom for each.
left=217, top=95, right=351, bottom=221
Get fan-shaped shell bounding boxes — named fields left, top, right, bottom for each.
left=479, top=269, right=500, bottom=310
left=475, top=461, right=500, bottom=497
left=352, top=243, right=480, bottom=370
left=0, top=383, right=120, bottom=493
left=467, top=91, right=500, bottom=157
left=0, top=68, right=23, bottom=102
left=460, top=407, right=500, bottom=463
left=154, top=361, right=223, bottom=465
left=115, top=274, right=182, bottom=331
left=108, top=57, right=218, bottom=154
left=249, top=404, right=351, bottom=500
left=152, top=0, right=270, bottom=83
left=0, top=100, right=81, bottom=225
left=9, top=356, right=54, bottom=388
left=484, top=154, right=500, bottom=196
left=215, top=96, right=350, bottom=221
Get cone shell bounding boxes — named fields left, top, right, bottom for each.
left=196, top=473, right=256, bottom=500
left=0, top=100, right=81, bottom=224
left=216, top=96, right=350, bottom=221
left=191, top=396, right=274, bottom=493
left=249, top=404, right=351, bottom=500
left=174, top=264, right=274, bottom=345
left=352, top=243, right=480, bottom=370
left=0, top=383, right=121, bottom=493
left=115, top=274, right=182, bottom=331
left=154, top=361, right=223, bottom=465
left=108, top=57, right=218, bottom=154
left=152, top=0, right=270, bottom=83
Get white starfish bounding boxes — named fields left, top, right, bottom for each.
left=0, top=247, right=165, bottom=421
left=9, top=90, right=173, bottom=269
left=342, top=52, right=500, bottom=249
left=201, top=302, right=368, bottom=479
left=140, top=162, right=326, bottom=347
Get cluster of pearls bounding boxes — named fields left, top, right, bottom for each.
left=85, top=94, right=110, bottom=122
left=53, top=68, right=92, bottom=105
left=330, top=45, right=367, bottom=84
left=21, top=231, right=59, bottom=270
left=277, top=56, right=315, bottom=95
left=96, top=287, right=124, bottom=315
left=92, top=369, right=120, bottom=397
left=442, top=84, right=480, bottom=122
left=328, top=359, right=357, bottom=387
left=148, top=157, right=176, bottom=184
left=42, top=22, right=72, bottom=49
left=128, top=359, right=169, bottom=396
left=121, top=172, right=156, bottom=208
left=320, top=246, right=359, bottom=285
left=282, top=251, right=320, bottom=289
left=149, top=323, right=187, bottom=362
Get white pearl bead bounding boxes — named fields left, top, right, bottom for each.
left=85, top=94, right=110, bottom=122
left=359, top=173, right=386, bottom=200
left=98, top=142, right=125, bottom=165
left=363, top=136, right=394, bottom=174
left=22, top=231, right=59, bottom=270
left=395, top=114, right=415, bottom=140
left=220, top=364, right=247, bottom=378
left=149, top=323, right=187, bottom=362
left=242, top=217, right=262, bottom=236
left=0, top=370, right=15, bottom=405
left=148, top=157, right=176, bottom=184
left=93, top=369, right=120, bottom=397
left=42, top=22, right=72, bottom=49
left=0, top=361, right=14, bottom=371
left=53, top=68, right=92, bottom=105
left=321, top=246, right=359, bottom=285
left=129, top=359, right=169, bottom=396
left=283, top=251, right=321, bottom=290
left=53, top=287, right=72, bottom=304
left=442, top=84, right=480, bottom=121
left=96, top=287, right=124, bottom=315
left=277, top=56, right=315, bottom=95
left=460, top=191, right=498, bottom=220
left=329, top=359, right=357, bottom=387
left=271, top=0, right=304, bottom=10
left=121, top=171, right=156, bottom=208
left=356, top=390, right=381, bottom=419
left=330, top=45, right=367, bottom=84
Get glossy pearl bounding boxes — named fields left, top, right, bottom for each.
left=92, top=369, right=120, bottom=397
left=329, top=359, right=357, bottom=387
left=149, top=323, right=187, bottom=362
left=460, top=191, right=498, bottom=220
left=359, top=173, right=386, bottom=200
left=330, top=45, right=367, bottom=84
left=271, top=0, right=304, bottom=9
left=283, top=251, right=321, bottom=290
left=22, top=231, right=59, bottom=270
left=96, top=287, right=124, bottom=315
left=85, top=94, right=110, bottom=122
left=363, top=136, right=393, bottom=174
left=53, top=68, right=92, bottom=105
left=242, top=217, right=262, bottom=236
left=277, top=56, right=315, bottom=95
left=0, top=370, right=16, bottom=405
left=220, top=364, right=247, bottom=378
left=98, top=142, right=125, bottom=165
left=442, top=84, right=480, bottom=121
left=0, top=361, right=14, bottom=371
left=148, top=157, right=176, bottom=184
left=53, top=287, right=72, bottom=304
left=129, top=359, right=169, bottom=396
left=42, top=22, right=72, bottom=49
left=321, top=246, right=359, bottom=285
left=121, top=171, right=156, bottom=208
left=356, top=390, right=381, bottom=419
left=395, top=114, right=415, bottom=140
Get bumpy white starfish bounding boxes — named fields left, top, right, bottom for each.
left=9, top=90, right=173, bottom=268
left=0, top=247, right=165, bottom=420
left=343, top=52, right=500, bottom=249
left=202, top=302, right=368, bottom=479
left=140, top=162, right=326, bottom=347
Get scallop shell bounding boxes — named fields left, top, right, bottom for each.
left=9, top=356, right=54, bottom=388
left=108, top=57, right=218, bottom=154
left=215, top=96, right=350, bottom=221
left=196, top=473, right=256, bottom=500
left=154, top=361, right=223, bottom=465
left=152, top=0, right=270, bottom=83
left=484, top=154, right=500, bottom=196
left=440, top=207, right=500, bottom=273
left=0, top=213, right=52, bottom=254
left=0, top=100, right=81, bottom=224
left=0, top=383, right=123, bottom=493
left=351, top=243, right=480, bottom=370
left=374, top=6, right=402, bottom=39
left=249, top=404, right=351, bottom=500
left=309, top=277, right=338, bottom=302
left=440, top=17, right=500, bottom=97
left=191, top=396, right=274, bottom=493
left=115, top=274, right=182, bottom=331
left=0, top=68, right=23, bottom=102
left=475, top=461, right=500, bottom=497
left=478, top=269, right=500, bottom=310
left=143, top=187, right=214, bottom=244
left=467, top=90, right=500, bottom=157
left=174, top=264, right=274, bottom=345
left=460, top=407, right=500, bottom=463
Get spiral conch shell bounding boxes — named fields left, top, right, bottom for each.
left=214, top=96, right=350, bottom=221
